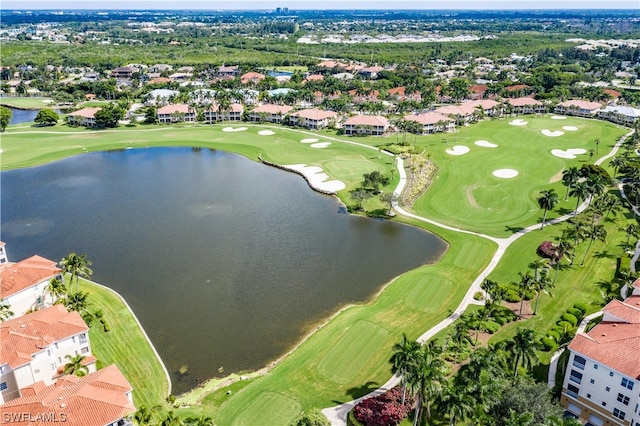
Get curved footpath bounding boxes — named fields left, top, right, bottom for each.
left=322, top=130, right=634, bottom=425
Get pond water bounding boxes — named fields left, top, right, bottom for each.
left=1, top=147, right=447, bottom=394
left=7, top=107, right=62, bottom=125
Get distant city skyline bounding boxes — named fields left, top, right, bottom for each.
left=2, top=0, right=638, bottom=9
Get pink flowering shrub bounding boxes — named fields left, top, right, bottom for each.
left=352, top=386, right=415, bottom=426
left=537, top=241, right=562, bottom=261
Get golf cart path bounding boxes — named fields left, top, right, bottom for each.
left=321, top=129, right=633, bottom=425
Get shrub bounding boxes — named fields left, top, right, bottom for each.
left=493, top=316, right=507, bottom=326
left=550, top=325, right=565, bottom=336
left=540, top=337, right=557, bottom=352
left=556, top=320, right=574, bottom=330
left=484, top=321, right=501, bottom=334
left=352, top=386, right=415, bottom=426
left=566, top=308, right=584, bottom=321
left=504, top=289, right=521, bottom=303
left=537, top=241, right=561, bottom=261
left=547, top=330, right=560, bottom=341
left=561, top=313, right=578, bottom=327
left=474, top=291, right=484, bottom=301
left=293, top=409, right=331, bottom=426
left=573, top=302, right=588, bottom=314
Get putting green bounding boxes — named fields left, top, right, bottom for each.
left=228, top=391, right=302, bottom=426
left=316, top=320, right=390, bottom=384
left=405, top=274, right=455, bottom=313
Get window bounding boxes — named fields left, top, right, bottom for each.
left=593, top=364, right=598, bottom=369
left=570, top=370, right=583, bottom=384
left=573, top=355, right=586, bottom=370
left=58, top=357, right=61, bottom=364
left=81, top=347, right=89, bottom=354
left=0, top=382, right=7, bottom=391
left=590, top=379, right=595, bottom=384
left=613, top=408, right=626, bottom=421
left=567, top=384, right=580, bottom=398
left=34, top=369, right=40, bottom=374
left=54, top=343, right=58, bottom=349
left=602, top=402, right=607, bottom=407
left=72, top=336, right=75, bottom=343
left=617, top=393, right=630, bottom=405
left=610, top=372, right=614, bottom=377
left=606, top=387, right=610, bottom=392
left=587, top=393, right=592, bottom=399
left=51, top=363, right=55, bottom=371
left=621, top=378, right=634, bottom=390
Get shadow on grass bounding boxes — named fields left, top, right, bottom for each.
left=345, top=381, right=380, bottom=400
left=557, top=207, right=574, bottom=216
left=505, top=225, right=526, bottom=235
left=593, top=250, right=616, bottom=260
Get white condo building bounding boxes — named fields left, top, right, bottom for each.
left=560, top=281, right=640, bottom=426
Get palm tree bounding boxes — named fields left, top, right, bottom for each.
left=159, top=411, right=182, bottom=426
left=532, top=269, right=554, bottom=315
left=561, top=167, right=580, bottom=200
left=569, top=181, right=590, bottom=217
left=448, top=322, right=474, bottom=364
left=62, top=291, right=90, bottom=314
left=0, top=299, right=14, bottom=322
left=133, top=405, right=162, bottom=425
left=44, top=277, right=67, bottom=304
left=62, top=354, right=89, bottom=377
left=389, top=333, right=421, bottom=406
left=537, top=189, right=559, bottom=230
left=60, top=253, right=93, bottom=294
left=622, top=223, right=639, bottom=251
left=506, top=328, right=539, bottom=379
left=183, top=415, right=214, bottom=426
left=553, top=239, right=574, bottom=283
left=610, top=156, right=626, bottom=178
left=436, top=383, right=475, bottom=426
left=406, top=341, right=446, bottom=425
left=585, top=175, right=607, bottom=207
left=517, top=273, right=535, bottom=318
left=580, top=224, right=607, bottom=266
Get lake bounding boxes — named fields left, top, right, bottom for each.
left=7, top=107, right=62, bottom=125
left=1, top=147, right=447, bottom=394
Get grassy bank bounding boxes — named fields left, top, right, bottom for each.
left=82, top=277, right=170, bottom=409
left=0, top=97, right=55, bottom=109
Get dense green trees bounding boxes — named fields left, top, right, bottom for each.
left=94, top=103, right=126, bottom=128
left=0, top=106, right=12, bottom=132
left=34, top=109, right=59, bottom=126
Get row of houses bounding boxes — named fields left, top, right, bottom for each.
left=0, top=242, right=136, bottom=425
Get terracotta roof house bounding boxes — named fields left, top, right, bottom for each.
left=464, top=99, right=501, bottom=116
left=469, top=84, right=488, bottom=100
left=0, top=364, right=134, bottom=426
left=604, top=89, right=621, bottom=102
left=343, top=115, right=389, bottom=136
left=560, top=289, right=640, bottom=426
left=404, top=112, right=455, bottom=134
left=555, top=100, right=603, bottom=117
left=148, top=77, right=172, bottom=85
left=67, top=107, right=101, bottom=127
left=240, top=72, right=265, bottom=85
left=156, top=104, right=196, bottom=124
left=303, top=74, right=325, bottom=83
left=0, top=253, right=63, bottom=317
left=505, top=97, right=546, bottom=114
left=249, top=104, right=293, bottom=123
left=289, top=108, right=337, bottom=130
left=316, top=60, right=348, bottom=70
left=203, top=103, right=244, bottom=123
left=0, top=305, right=95, bottom=403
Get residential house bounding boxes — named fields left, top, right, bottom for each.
left=168, top=72, right=192, bottom=81
left=240, top=72, right=265, bottom=85
left=556, top=100, right=603, bottom=117
left=404, top=112, right=455, bottom=134
left=217, top=65, right=239, bottom=77
left=560, top=283, right=640, bottom=426
left=387, top=86, right=421, bottom=102
left=598, top=105, right=640, bottom=126
left=0, top=364, right=134, bottom=426
left=464, top=99, right=501, bottom=117
left=111, top=66, right=139, bottom=79
left=506, top=97, right=545, bottom=114
left=434, top=105, right=475, bottom=124
left=203, top=103, right=244, bottom=123
left=343, top=115, right=389, bottom=136
left=148, top=77, right=172, bottom=85
left=149, top=63, right=173, bottom=74
left=604, top=89, right=622, bottom=103
left=469, top=84, right=488, bottom=100
left=67, top=107, right=100, bottom=127
left=0, top=305, right=95, bottom=403
left=303, top=74, right=324, bottom=84
left=0, top=253, right=63, bottom=317
left=359, top=65, right=385, bottom=79
left=156, top=104, right=196, bottom=124
left=289, top=109, right=337, bottom=130
left=249, top=104, right=293, bottom=123
left=144, top=89, right=179, bottom=106
left=504, top=84, right=533, bottom=97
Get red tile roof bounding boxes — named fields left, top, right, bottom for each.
left=252, top=104, right=293, bottom=115
left=0, top=255, right=62, bottom=299
left=388, top=86, right=406, bottom=96
left=209, top=103, right=243, bottom=113
left=0, top=305, right=88, bottom=368
left=157, top=104, right=193, bottom=114
left=604, top=89, right=621, bottom=99
left=148, top=77, right=172, bottom=85
left=240, top=72, right=265, bottom=83
left=404, top=112, right=455, bottom=125
left=568, top=297, right=640, bottom=379
left=469, top=84, right=488, bottom=94
left=506, top=97, right=542, bottom=107
left=0, top=365, right=135, bottom=426
left=505, top=84, right=530, bottom=91
left=304, top=74, right=324, bottom=82
left=559, top=99, right=603, bottom=111
left=291, top=108, right=337, bottom=120
left=68, top=108, right=101, bottom=119
left=344, top=115, right=389, bottom=127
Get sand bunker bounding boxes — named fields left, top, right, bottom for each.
left=446, top=145, right=470, bottom=156
left=493, top=169, right=519, bottom=178
left=551, top=115, right=567, bottom=120
left=475, top=140, right=498, bottom=148
left=562, top=126, right=579, bottom=131
left=551, top=148, right=587, bottom=159
left=283, top=164, right=346, bottom=193
left=42, top=99, right=54, bottom=104
left=541, top=129, right=564, bottom=137
left=222, top=127, right=248, bottom=132
left=509, top=119, right=528, bottom=126
left=310, top=142, right=331, bottom=148
left=258, top=130, right=275, bottom=136
left=300, top=138, right=319, bottom=143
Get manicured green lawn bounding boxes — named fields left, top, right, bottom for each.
left=82, top=278, right=169, bottom=409
left=0, top=97, right=55, bottom=109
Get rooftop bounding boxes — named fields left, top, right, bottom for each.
left=0, top=255, right=62, bottom=299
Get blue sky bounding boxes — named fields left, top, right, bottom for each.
left=3, top=0, right=638, bottom=9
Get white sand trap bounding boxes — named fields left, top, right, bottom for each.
left=541, top=129, right=564, bottom=137
left=222, top=127, right=248, bottom=132
left=493, top=169, right=519, bottom=178
left=551, top=148, right=587, bottom=159
left=509, top=119, right=528, bottom=126
left=446, top=145, right=470, bottom=156
left=551, top=115, right=567, bottom=120
left=42, top=99, right=54, bottom=104
left=310, top=142, right=331, bottom=148
left=258, top=130, right=275, bottom=136
left=284, top=164, right=346, bottom=193
left=475, top=140, right=498, bottom=148
left=300, top=138, right=319, bottom=143
left=562, top=126, right=579, bottom=131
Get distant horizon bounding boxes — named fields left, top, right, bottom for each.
left=2, top=0, right=639, bottom=11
